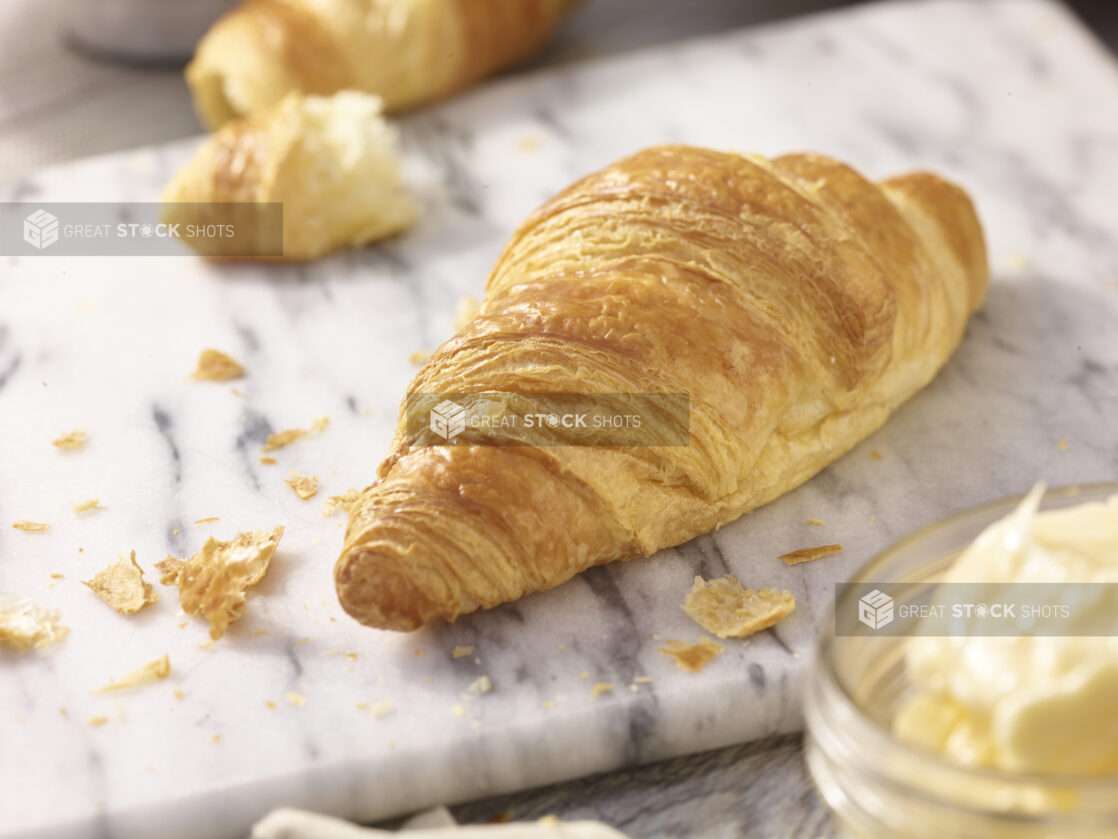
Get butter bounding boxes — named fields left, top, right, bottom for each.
left=894, top=484, right=1118, bottom=775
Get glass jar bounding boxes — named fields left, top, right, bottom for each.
left=804, top=483, right=1118, bottom=839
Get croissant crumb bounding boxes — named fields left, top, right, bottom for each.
left=93, top=655, right=171, bottom=693
left=284, top=472, right=319, bottom=500
left=780, top=545, right=843, bottom=566
left=590, top=682, right=614, bottom=698
left=658, top=638, right=724, bottom=673
left=683, top=575, right=795, bottom=639
left=52, top=430, right=87, bottom=449
left=83, top=551, right=158, bottom=614
left=156, top=526, right=284, bottom=639
left=323, top=489, right=362, bottom=517
left=0, top=596, right=69, bottom=652
left=191, top=349, right=245, bottom=381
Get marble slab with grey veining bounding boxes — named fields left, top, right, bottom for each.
left=1, top=0, right=1117, bottom=837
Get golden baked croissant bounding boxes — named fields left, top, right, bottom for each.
left=336, top=146, right=988, bottom=631
left=187, top=0, right=577, bottom=130
left=163, top=91, right=415, bottom=260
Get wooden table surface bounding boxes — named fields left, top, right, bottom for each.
left=2, top=1, right=1114, bottom=837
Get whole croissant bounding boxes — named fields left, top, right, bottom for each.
left=336, top=146, right=989, bottom=632
left=187, top=0, right=576, bottom=130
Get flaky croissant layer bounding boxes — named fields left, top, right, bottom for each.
left=336, top=146, right=988, bottom=631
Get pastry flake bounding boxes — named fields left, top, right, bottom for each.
left=371, top=701, right=394, bottom=718
left=12, top=521, right=49, bottom=532
left=93, top=655, right=171, bottom=693
left=467, top=675, right=492, bottom=695
left=262, top=429, right=307, bottom=451
left=191, top=348, right=245, bottom=381
left=515, top=135, right=542, bottom=153
left=659, top=638, right=724, bottom=673
left=683, top=575, right=795, bottom=638
left=52, top=430, right=87, bottom=449
left=84, top=552, right=159, bottom=614
left=590, top=682, right=613, bottom=697
left=451, top=645, right=475, bottom=659
left=158, top=555, right=185, bottom=584
left=323, top=488, right=361, bottom=517
left=0, top=595, right=69, bottom=652
left=780, top=544, right=843, bottom=566
left=156, top=526, right=284, bottom=639
left=284, top=472, right=319, bottom=500
left=73, top=499, right=104, bottom=513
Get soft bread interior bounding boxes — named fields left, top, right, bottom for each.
left=279, top=91, right=416, bottom=259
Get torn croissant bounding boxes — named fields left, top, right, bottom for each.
left=163, top=91, right=414, bottom=261
left=336, top=145, right=988, bottom=632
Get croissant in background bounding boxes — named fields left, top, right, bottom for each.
left=187, top=0, right=577, bottom=130
left=335, top=146, right=989, bottom=632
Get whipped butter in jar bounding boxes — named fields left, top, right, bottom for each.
left=805, top=484, right=1118, bottom=839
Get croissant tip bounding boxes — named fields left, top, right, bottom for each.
left=334, top=548, right=430, bottom=633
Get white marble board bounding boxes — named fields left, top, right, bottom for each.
left=2, top=0, right=1117, bottom=836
